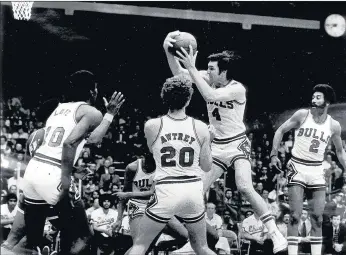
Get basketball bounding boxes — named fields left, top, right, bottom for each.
left=168, top=32, right=197, bottom=57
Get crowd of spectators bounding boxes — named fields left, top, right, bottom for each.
left=1, top=96, right=346, bottom=254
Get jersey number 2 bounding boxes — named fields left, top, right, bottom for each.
left=309, top=139, right=320, bottom=153
left=161, top=146, right=194, bottom=167
left=43, top=127, right=65, bottom=147
left=212, top=108, right=221, bottom=121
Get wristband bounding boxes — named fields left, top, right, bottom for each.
left=104, top=113, right=114, bottom=122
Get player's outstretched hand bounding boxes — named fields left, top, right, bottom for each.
left=270, top=155, right=282, bottom=171
left=163, top=30, right=180, bottom=51
left=175, top=45, right=198, bottom=70
left=103, top=91, right=125, bottom=116
left=114, top=191, right=129, bottom=200
left=37, top=246, right=57, bottom=255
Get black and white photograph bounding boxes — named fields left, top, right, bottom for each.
left=1, top=1, right=346, bottom=255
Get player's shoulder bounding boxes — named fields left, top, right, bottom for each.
left=227, top=80, right=246, bottom=90
left=77, top=104, right=102, bottom=123
left=330, top=117, right=341, bottom=133
left=144, top=117, right=162, bottom=130
left=291, top=109, right=309, bottom=120
left=126, top=160, right=138, bottom=172
left=192, top=118, right=209, bottom=132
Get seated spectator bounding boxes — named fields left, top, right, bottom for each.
left=240, top=210, right=273, bottom=255
left=324, top=193, right=345, bottom=224
left=272, top=171, right=287, bottom=193
left=332, top=168, right=344, bottom=192
left=298, top=209, right=311, bottom=254
left=278, top=186, right=289, bottom=208
left=0, top=135, right=7, bottom=153
left=17, top=127, right=28, bottom=139
left=255, top=182, right=264, bottom=195
left=323, top=214, right=346, bottom=254
left=99, top=165, right=121, bottom=195
left=8, top=185, right=17, bottom=195
left=1, top=193, right=18, bottom=242
left=277, top=213, right=290, bottom=238
left=91, top=194, right=118, bottom=255
left=86, top=198, right=100, bottom=220
left=224, top=189, right=239, bottom=221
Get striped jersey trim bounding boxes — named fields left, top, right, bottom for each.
left=34, top=153, right=61, bottom=165
left=129, top=198, right=149, bottom=205
left=176, top=210, right=206, bottom=224
left=151, top=117, right=163, bottom=147
left=291, top=156, right=322, bottom=166
left=192, top=118, right=202, bottom=147
left=24, top=197, right=48, bottom=205
left=212, top=157, right=228, bottom=172
left=213, top=132, right=246, bottom=144
left=156, top=177, right=201, bottom=185
left=145, top=209, right=170, bottom=223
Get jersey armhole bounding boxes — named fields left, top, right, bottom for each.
left=297, top=110, right=310, bottom=129
left=151, top=117, right=163, bottom=147
left=74, top=103, right=89, bottom=124
left=192, top=118, right=202, bottom=147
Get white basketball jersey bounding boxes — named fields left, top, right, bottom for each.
left=292, top=110, right=333, bottom=162
left=130, top=158, right=155, bottom=204
left=207, top=80, right=246, bottom=139
left=35, top=102, right=88, bottom=166
left=152, top=115, right=202, bottom=181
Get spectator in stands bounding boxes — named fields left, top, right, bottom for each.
left=324, top=193, right=345, bottom=224
left=277, top=213, right=290, bottom=238
left=255, top=182, right=264, bottom=195
left=332, top=168, right=344, bottom=192
left=8, top=185, right=16, bottom=195
left=224, top=189, right=238, bottom=221
left=206, top=202, right=223, bottom=232
left=298, top=209, right=311, bottom=254
left=91, top=194, right=118, bottom=255
left=0, top=135, right=7, bottom=152
left=17, top=127, right=28, bottom=140
left=284, top=133, right=293, bottom=153
left=240, top=210, right=273, bottom=255
left=99, top=165, right=121, bottom=195
left=1, top=193, right=18, bottom=241
left=323, top=214, right=346, bottom=254
left=86, top=198, right=100, bottom=219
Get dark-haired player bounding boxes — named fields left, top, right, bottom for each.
left=271, top=84, right=346, bottom=255
left=21, top=70, right=125, bottom=253
left=164, top=31, right=287, bottom=254
left=125, top=75, right=216, bottom=255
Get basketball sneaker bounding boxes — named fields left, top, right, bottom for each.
left=270, top=230, right=288, bottom=254
left=171, top=241, right=195, bottom=255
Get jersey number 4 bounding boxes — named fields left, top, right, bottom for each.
left=161, top=146, right=194, bottom=167
left=42, top=127, right=65, bottom=147
left=212, top=108, right=221, bottom=121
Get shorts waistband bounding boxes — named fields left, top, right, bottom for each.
left=213, top=132, right=246, bottom=144
left=156, top=176, right=201, bottom=185
left=291, top=156, right=322, bottom=166
left=33, top=153, right=61, bottom=168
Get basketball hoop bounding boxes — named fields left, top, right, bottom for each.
left=11, top=1, right=34, bottom=20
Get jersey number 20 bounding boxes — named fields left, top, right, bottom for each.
left=161, top=146, right=194, bottom=167
left=42, top=127, right=65, bottom=147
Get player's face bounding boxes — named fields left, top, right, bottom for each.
left=311, top=92, right=327, bottom=109
left=207, top=61, right=223, bottom=85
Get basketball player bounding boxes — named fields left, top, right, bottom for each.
left=124, top=75, right=215, bottom=255
left=21, top=70, right=125, bottom=253
left=270, top=84, right=346, bottom=255
left=164, top=31, right=287, bottom=254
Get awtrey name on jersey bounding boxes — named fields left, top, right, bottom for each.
left=160, top=133, right=196, bottom=145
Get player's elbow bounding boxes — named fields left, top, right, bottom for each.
left=87, top=135, right=101, bottom=145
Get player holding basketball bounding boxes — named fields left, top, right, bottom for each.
left=21, top=70, right=125, bottom=254
left=125, top=75, right=216, bottom=255
left=164, top=31, right=288, bottom=254
left=270, top=84, right=346, bottom=255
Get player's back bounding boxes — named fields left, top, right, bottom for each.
left=292, top=110, right=333, bottom=162
left=207, top=80, right=246, bottom=140
left=151, top=115, right=202, bottom=181
left=35, top=101, right=88, bottom=167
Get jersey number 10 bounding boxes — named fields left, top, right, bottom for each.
left=42, top=127, right=65, bottom=147
left=161, top=146, right=194, bottom=167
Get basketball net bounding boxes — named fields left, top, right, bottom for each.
left=11, top=1, right=34, bottom=20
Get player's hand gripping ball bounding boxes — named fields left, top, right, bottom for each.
left=168, top=32, right=197, bottom=57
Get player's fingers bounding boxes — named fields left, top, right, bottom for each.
left=51, top=252, right=58, bottom=255
left=113, top=92, right=122, bottom=102
left=180, top=47, right=189, bottom=57
left=175, top=50, right=185, bottom=59
left=170, top=30, right=180, bottom=37
left=193, top=51, right=199, bottom=61
left=42, top=246, right=50, bottom=255
left=111, top=91, right=118, bottom=101
left=116, top=93, right=124, bottom=103
left=189, top=45, right=194, bottom=56
left=102, top=97, right=108, bottom=106
left=166, top=37, right=176, bottom=43
left=166, top=41, right=173, bottom=47
left=118, top=99, right=126, bottom=107
left=37, top=247, right=42, bottom=255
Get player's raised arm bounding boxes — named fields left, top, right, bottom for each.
left=331, top=120, right=346, bottom=171
left=194, top=119, right=212, bottom=172
left=163, top=31, right=189, bottom=76
left=87, top=91, right=125, bottom=144
left=61, top=106, right=103, bottom=197
left=176, top=46, right=243, bottom=102
left=270, top=109, right=308, bottom=168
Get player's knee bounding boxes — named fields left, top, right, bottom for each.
left=310, top=212, right=323, bottom=228
left=237, top=184, right=254, bottom=197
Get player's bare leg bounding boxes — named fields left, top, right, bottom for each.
left=202, top=163, right=224, bottom=193
left=1, top=211, right=26, bottom=251
left=308, top=189, right=325, bottom=255
left=184, top=219, right=216, bottom=255
left=125, top=214, right=167, bottom=255
left=234, top=159, right=288, bottom=254
left=287, top=185, right=304, bottom=255
left=129, top=216, right=143, bottom=241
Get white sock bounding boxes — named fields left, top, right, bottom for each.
left=287, top=236, right=299, bottom=255
left=310, top=236, right=323, bottom=255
